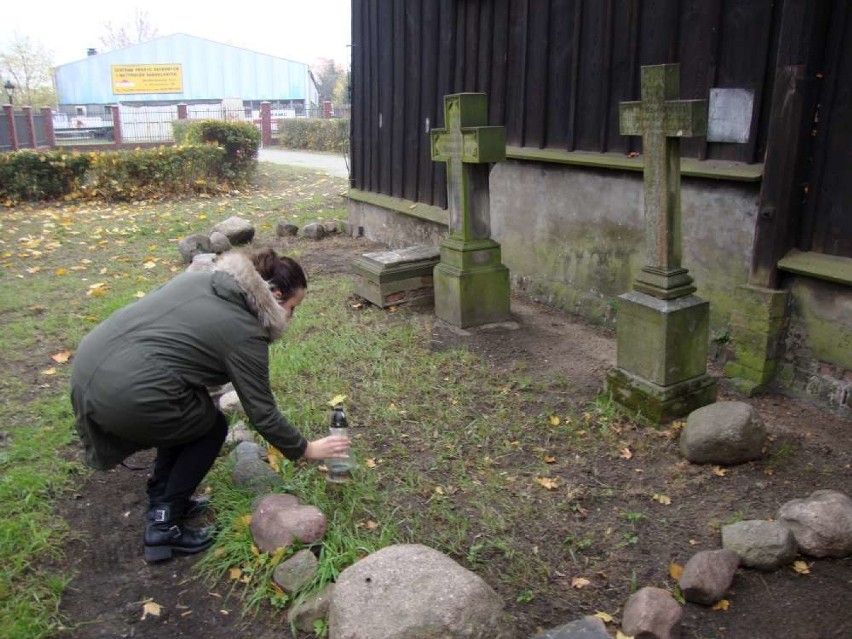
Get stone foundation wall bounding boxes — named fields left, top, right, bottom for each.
left=490, top=161, right=760, bottom=332
left=777, top=276, right=852, bottom=410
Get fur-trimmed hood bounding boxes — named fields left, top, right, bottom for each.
left=214, top=251, right=290, bottom=342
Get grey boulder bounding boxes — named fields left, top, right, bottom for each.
left=272, top=548, right=318, bottom=593
left=212, top=215, right=255, bottom=245
left=777, top=490, right=852, bottom=558
left=208, top=230, right=232, bottom=254
left=276, top=221, right=299, bottom=237
left=621, top=586, right=682, bottom=639
left=178, top=235, right=212, bottom=264
left=328, top=544, right=516, bottom=639
left=680, top=401, right=766, bottom=465
left=678, top=549, right=740, bottom=605
left=721, top=520, right=797, bottom=570
left=301, top=223, right=326, bottom=240
left=250, top=493, right=326, bottom=554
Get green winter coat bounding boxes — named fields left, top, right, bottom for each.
left=70, top=252, right=307, bottom=470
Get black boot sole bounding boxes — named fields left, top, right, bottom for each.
left=144, top=539, right=214, bottom=563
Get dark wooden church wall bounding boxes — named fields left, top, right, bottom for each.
left=351, top=0, right=783, bottom=208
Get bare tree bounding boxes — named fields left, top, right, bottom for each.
left=100, top=9, right=159, bottom=51
left=0, top=32, right=57, bottom=107
left=311, top=58, right=343, bottom=103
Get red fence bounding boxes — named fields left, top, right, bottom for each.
left=0, top=101, right=350, bottom=152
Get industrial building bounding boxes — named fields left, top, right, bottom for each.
left=54, top=33, right=319, bottom=118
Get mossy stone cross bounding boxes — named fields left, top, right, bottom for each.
left=430, top=93, right=506, bottom=242
left=620, top=64, right=707, bottom=299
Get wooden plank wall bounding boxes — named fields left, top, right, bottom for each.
left=351, top=0, right=782, bottom=208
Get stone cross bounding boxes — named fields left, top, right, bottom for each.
left=620, top=64, right=707, bottom=299
left=431, top=93, right=506, bottom=241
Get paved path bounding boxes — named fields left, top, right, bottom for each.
left=258, top=148, right=349, bottom=179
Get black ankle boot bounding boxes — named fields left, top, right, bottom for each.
left=144, top=504, right=215, bottom=563
left=145, top=495, right=212, bottom=522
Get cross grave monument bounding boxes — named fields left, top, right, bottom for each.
left=605, top=64, right=718, bottom=422
left=430, top=93, right=511, bottom=328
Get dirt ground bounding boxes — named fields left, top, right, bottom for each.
left=55, top=234, right=852, bottom=639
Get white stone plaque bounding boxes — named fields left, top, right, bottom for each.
left=707, top=88, right=754, bottom=143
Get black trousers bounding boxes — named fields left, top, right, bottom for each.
left=146, top=411, right=228, bottom=515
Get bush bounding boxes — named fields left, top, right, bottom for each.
left=82, top=145, right=226, bottom=201
left=171, top=120, right=195, bottom=145
left=1, top=121, right=258, bottom=203
left=180, top=120, right=261, bottom=183
left=0, top=150, right=92, bottom=202
left=277, top=118, right=349, bottom=153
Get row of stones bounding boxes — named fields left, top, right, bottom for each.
left=177, top=214, right=350, bottom=265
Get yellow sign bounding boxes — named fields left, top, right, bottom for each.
left=111, top=64, right=183, bottom=95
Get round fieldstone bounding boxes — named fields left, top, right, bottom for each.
left=721, top=519, right=797, bottom=570
left=212, top=216, right=255, bottom=245
left=301, top=223, right=326, bottom=240
left=680, top=401, right=766, bottom=465
left=777, top=490, right=852, bottom=558
left=178, top=234, right=212, bottom=264
left=276, top=221, right=299, bottom=237
left=329, top=544, right=516, bottom=639
left=208, top=231, right=232, bottom=254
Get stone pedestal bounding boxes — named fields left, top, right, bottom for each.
left=352, top=245, right=440, bottom=308
left=723, top=284, right=789, bottom=395
left=606, top=291, right=717, bottom=422
left=434, top=237, right=510, bottom=328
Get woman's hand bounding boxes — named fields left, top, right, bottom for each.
left=304, top=435, right=351, bottom=461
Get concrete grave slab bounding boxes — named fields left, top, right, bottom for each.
left=352, top=245, right=440, bottom=308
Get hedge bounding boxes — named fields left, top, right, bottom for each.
left=276, top=118, right=349, bottom=153
left=1, top=121, right=261, bottom=203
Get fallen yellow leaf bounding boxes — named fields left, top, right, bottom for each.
left=365, top=520, right=379, bottom=530
left=712, top=466, right=727, bottom=476
left=365, top=458, right=378, bottom=468
left=620, top=447, right=633, bottom=460
left=712, top=599, right=731, bottom=611
left=135, top=291, right=146, bottom=298
left=229, top=567, right=242, bottom=580
left=434, top=486, right=445, bottom=495
left=593, top=611, right=614, bottom=623
left=55, top=268, right=67, bottom=276
left=616, top=632, right=634, bottom=639
left=535, top=477, right=559, bottom=490
left=543, top=454, right=557, bottom=464
left=571, top=577, right=591, bottom=589
left=42, top=367, right=57, bottom=376
left=793, top=560, right=811, bottom=575
left=652, top=494, right=672, bottom=505
left=328, top=394, right=347, bottom=406
left=549, top=415, right=561, bottom=426
left=668, top=562, right=684, bottom=580
left=50, top=350, right=71, bottom=363
left=141, top=600, right=162, bottom=620
left=143, top=261, right=157, bottom=269
left=250, top=544, right=260, bottom=556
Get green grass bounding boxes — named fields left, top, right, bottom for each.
left=0, top=396, right=83, bottom=638
left=0, top=160, right=349, bottom=636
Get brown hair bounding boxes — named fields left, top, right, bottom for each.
left=249, top=248, right=307, bottom=301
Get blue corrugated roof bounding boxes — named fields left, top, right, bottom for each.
left=55, top=33, right=315, bottom=105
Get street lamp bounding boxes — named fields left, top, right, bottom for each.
left=3, top=80, right=14, bottom=105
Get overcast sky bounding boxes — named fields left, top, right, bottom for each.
left=1, top=0, right=352, bottom=68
